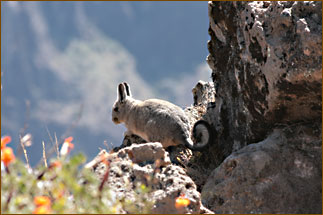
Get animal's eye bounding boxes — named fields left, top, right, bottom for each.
left=114, top=107, right=119, bottom=112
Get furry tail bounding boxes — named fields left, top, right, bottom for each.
left=184, top=120, right=213, bottom=151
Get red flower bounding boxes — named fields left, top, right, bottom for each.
left=60, top=136, right=74, bottom=156
left=1, top=147, right=15, bottom=167
left=49, top=161, right=62, bottom=169
left=175, top=194, right=190, bottom=209
left=1, top=136, right=12, bottom=150
left=34, top=196, right=51, bottom=207
left=64, top=136, right=73, bottom=143
left=33, top=205, right=51, bottom=214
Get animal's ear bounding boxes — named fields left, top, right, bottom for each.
left=118, top=83, right=127, bottom=102
left=123, top=82, right=132, bottom=97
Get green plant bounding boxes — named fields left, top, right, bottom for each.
left=1, top=136, right=154, bottom=214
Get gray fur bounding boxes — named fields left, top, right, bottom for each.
left=112, top=82, right=212, bottom=150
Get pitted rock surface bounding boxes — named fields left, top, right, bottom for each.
left=206, top=0, right=321, bottom=162
left=86, top=142, right=212, bottom=214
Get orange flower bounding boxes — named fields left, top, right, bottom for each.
left=60, top=137, right=74, bottom=156
left=1, top=147, right=15, bottom=167
left=64, top=136, right=73, bottom=143
left=33, top=205, right=51, bottom=214
left=1, top=136, right=11, bottom=150
left=175, top=194, right=190, bottom=209
left=34, top=196, right=51, bottom=207
left=49, top=161, right=62, bottom=169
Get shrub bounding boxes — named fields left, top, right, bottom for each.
left=1, top=136, right=153, bottom=214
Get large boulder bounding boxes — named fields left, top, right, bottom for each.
left=206, top=1, right=321, bottom=158
left=201, top=1, right=322, bottom=213
left=202, top=125, right=322, bottom=213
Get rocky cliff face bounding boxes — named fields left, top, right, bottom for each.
left=206, top=1, right=321, bottom=158
left=202, top=1, right=322, bottom=213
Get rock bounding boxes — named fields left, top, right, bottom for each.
left=112, top=132, right=147, bottom=152
left=201, top=125, right=322, bottom=213
left=192, top=80, right=215, bottom=107
left=201, top=1, right=322, bottom=213
left=86, top=142, right=212, bottom=214
left=118, top=142, right=171, bottom=165
left=151, top=165, right=201, bottom=214
left=206, top=1, right=322, bottom=159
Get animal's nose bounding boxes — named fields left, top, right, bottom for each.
left=113, top=117, right=119, bottom=123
